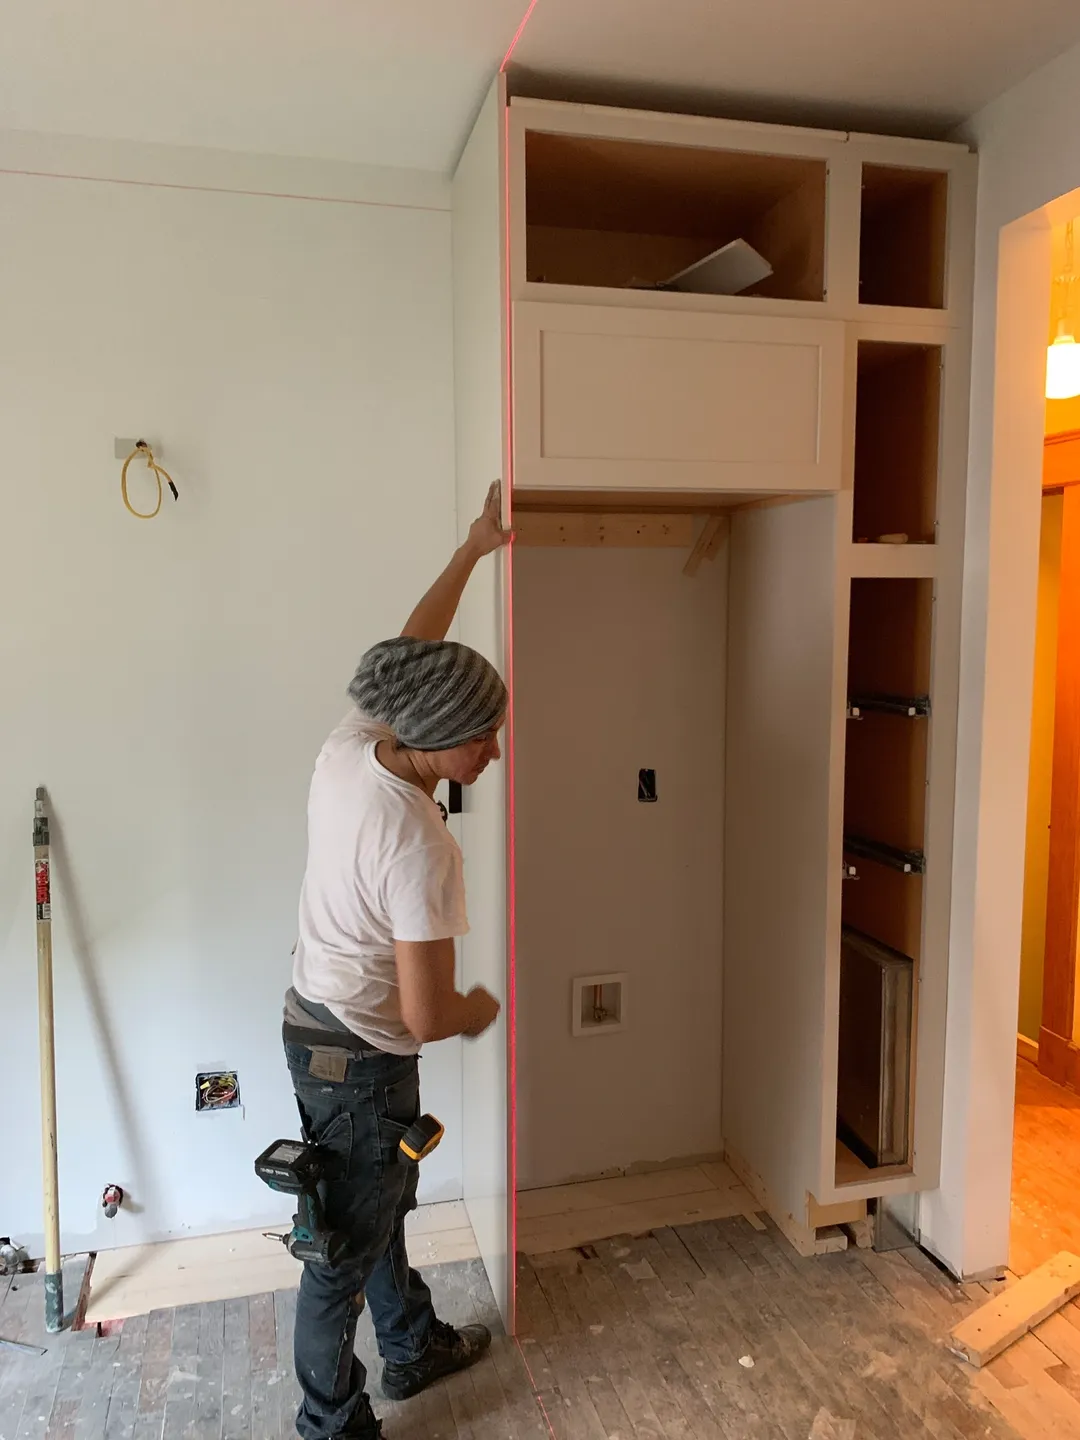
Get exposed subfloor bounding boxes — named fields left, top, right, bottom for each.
left=1011, top=1055, right=1080, bottom=1276
left=8, top=1215, right=1080, bottom=1438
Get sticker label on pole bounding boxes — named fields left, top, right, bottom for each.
left=35, top=859, right=51, bottom=920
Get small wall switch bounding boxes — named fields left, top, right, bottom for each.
left=572, top=973, right=626, bottom=1037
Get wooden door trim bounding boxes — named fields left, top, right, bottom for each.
left=1039, top=477, right=1080, bottom=1088
left=1043, top=428, right=1080, bottom=491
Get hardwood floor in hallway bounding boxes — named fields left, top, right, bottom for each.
left=1011, top=1056, right=1080, bottom=1275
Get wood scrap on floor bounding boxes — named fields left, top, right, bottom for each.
left=950, top=1250, right=1080, bottom=1367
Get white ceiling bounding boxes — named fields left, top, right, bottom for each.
left=4, top=0, right=1080, bottom=174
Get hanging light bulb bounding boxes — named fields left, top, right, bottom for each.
left=1047, top=221, right=1080, bottom=400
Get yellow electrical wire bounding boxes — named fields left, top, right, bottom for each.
left=120, top=442, right=178, bottom=520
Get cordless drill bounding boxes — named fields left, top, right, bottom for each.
left=255, top=1115, right=444, bottom=1266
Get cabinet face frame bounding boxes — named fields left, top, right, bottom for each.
left=508, top=98, right=975, bottom=330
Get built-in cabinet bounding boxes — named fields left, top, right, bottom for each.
left=452, top=79, right=976, bottom=1328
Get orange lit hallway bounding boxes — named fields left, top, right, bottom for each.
left=1012, top=1058, right=1080, bottom=1274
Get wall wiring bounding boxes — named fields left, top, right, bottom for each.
left=121, top=441, right=179, bottom=520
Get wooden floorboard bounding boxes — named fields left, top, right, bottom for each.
left=1012, top=1057, right=1080, bottom=1275
left=7, top=1224, right=1077, bottom=1438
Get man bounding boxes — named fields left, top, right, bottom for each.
left=282, top=484, right=511, bottom=1439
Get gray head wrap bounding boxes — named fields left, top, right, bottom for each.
left=348, top=637, right=507, bottom=751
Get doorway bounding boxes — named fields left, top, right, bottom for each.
left=1013, top=220, right=1080, bottom=1273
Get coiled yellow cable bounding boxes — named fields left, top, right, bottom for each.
left=121, top=442, right=178, bottom=520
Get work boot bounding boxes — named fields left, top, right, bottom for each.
left=381, top=1320, right=492, bottom=1401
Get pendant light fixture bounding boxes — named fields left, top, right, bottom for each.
left=1047, top=220, right=1080, bottom=400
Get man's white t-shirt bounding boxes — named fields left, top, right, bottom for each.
left=292, top=710, right=469, bottom=1055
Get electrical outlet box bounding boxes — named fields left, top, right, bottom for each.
left=572, top=973, right=626, bottom=1037
left=195, top=1071, right=241, bottom=1112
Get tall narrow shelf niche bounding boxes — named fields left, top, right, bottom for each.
left=837, top=576, right=932, bottom=1184
left=853, top=342, right=942, bottom=544
left=859, top=164, right=949, bottom=311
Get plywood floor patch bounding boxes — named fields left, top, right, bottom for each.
left=84, top=1200, right=477, bottom=1323
left=516, top=1162, right=763, bottom=1255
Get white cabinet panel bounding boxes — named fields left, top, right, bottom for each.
left=513, top=302, right=844, bottom=493
left=452, top=78, right=513, bottom=1331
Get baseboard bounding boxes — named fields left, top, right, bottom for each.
left=1017, top=1033, right=1039, bottom=1065
left=1038, top=1026, right=1080, bottom=1088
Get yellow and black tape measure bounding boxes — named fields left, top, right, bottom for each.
left=399, top=1114, right=444, bottom=1163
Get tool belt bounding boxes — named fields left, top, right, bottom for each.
left=281, top=987, right=385, bottom=1056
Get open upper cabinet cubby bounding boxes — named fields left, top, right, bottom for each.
left=859, top=164, right=949, bottom=310
left=853, top=342, right=942, bottom=544
left=524, top=130, right=828, bottom=301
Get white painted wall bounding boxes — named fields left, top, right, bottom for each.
left=0, top=132, right=464, bottom=1255
left=513, top=544, right=727, bottom=1190
left=922, top=38, right=1080, bottom=1277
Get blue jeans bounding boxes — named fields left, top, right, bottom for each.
left=285, top=1042, right=436, bottom=1439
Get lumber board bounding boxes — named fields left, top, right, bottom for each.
left=808, top=1192, right=868, bottom=1229
left=949, top=1251, right=1080, bottom=1367
left=683, top=514, right=727, bottom=576
left=514, top=510, right=695, bottom=548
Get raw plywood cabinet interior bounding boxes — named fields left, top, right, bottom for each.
left=572, top=973, right=626, bottom=1036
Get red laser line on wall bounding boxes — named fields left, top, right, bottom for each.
left=502, top=87, right=520, bottom=1332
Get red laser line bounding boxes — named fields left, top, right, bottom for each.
left=500, top=0, right=541, bottom=72
left=502, top=92, right=520, bottom=1332
left=0, top=166, right=445, bottom=214
left=514, top=1336, right=560, bottom=1440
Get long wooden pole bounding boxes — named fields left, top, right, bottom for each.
left=34, top=786, right=63, bottom=1333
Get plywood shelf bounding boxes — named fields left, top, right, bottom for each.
left=859, top=164, right=949, bottom=311
left=524, top=130, right=827, bottom=302
left=835, top=1139, right=913, bottom=1191
left=849, top=542, right=937, bottom=579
